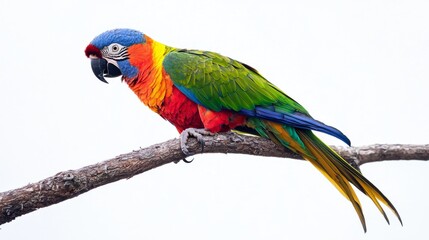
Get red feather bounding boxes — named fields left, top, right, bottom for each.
left=84, top=44, right=102, bottom=58
left=159, top=86, right=204, bottom=133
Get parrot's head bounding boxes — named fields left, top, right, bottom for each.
left=85, top=29, right=145, bottom=83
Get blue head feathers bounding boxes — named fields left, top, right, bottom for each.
left=90, top=29, right=145, bottom=49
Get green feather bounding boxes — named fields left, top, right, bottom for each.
left=162, top=50, right=309, bottom=114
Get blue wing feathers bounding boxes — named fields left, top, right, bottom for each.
left=240, top=107, right=351, bottom=146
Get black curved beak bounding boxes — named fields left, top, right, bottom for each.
left=90, top=58, right=122, bottom=84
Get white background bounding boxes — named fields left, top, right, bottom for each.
left=1, top=0, right=428, bottom=239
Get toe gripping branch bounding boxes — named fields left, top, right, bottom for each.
left=175, top=128, right=214, bottom=164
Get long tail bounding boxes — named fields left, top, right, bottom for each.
left=247, top=119, right=402, bottom=232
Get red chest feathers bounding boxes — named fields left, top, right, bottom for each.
left=159, top=86, right=248, bottom=133
left=159, top=86, right=204, bottom=132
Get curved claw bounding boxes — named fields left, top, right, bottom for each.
left=174, top=157, right=194, bottom=164
left=182, top=158, right=194, bottom=163
left=180, top=128, right=214, bottom=155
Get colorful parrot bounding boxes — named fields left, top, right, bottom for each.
left=85, top=29, right=401, bottom=231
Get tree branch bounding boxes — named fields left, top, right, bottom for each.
left=1, top=132, right=428, bottom=226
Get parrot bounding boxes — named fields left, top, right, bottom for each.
left=85, top=28, right=401, bottom=231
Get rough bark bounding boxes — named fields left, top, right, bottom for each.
left=0, top=132, right=428, bottom=225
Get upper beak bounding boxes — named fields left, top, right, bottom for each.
left=90, top=58, right=122, bottom=84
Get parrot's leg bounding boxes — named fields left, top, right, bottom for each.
left=180, top=128, right=214, bottom=155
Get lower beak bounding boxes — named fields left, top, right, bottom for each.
left=90, top=58, right=122, bottom=84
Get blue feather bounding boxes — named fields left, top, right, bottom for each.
left=91, top=29, right=145, bottom=49
left=240, top=107, right=351, bottom=146
left=175, top=84, right=203, bottom=105
left=117, top=60, right=138, bottom=79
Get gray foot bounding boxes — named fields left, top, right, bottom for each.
left=180, top=128, right=214, bottom=155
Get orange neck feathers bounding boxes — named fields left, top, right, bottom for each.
left=125, top=35, right=174, bottom=113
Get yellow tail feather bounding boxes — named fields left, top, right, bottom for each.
left=262, top=121, right=401, bottom=231
left=298, top=131, right=367, bottom=231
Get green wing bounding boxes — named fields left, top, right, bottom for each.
left=162, top=50, right=309, bottom=114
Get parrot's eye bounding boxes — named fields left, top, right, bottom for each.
left=111, top=44, right=119, bottom=52
left=104, top=43, right=129, bottom=61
